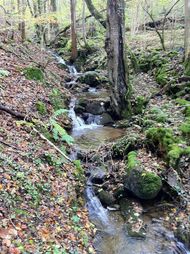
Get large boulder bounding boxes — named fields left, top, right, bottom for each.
left=112, top=134, right=141, bottom=158
left=99, top=113, right=114, bottom=126
left=124, top=168, right=162, bottom=200
left=97, top=190, right=115, bottom=207
left=77, top=71, right=107, bottom=87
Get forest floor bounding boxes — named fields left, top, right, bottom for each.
left=0, top=42, right=95, bottom=254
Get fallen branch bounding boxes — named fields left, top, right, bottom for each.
left=0, top=104, right=73, bottom=163
left=33, top=127, right=73, bottom=163
left=0, top=104, right=28, bottom=120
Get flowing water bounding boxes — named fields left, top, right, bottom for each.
left=54, top=53, right=190, bottom=254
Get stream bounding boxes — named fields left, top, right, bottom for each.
left=54, top=53, right=190, bottom=254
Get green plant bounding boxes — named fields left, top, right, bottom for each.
left=180, top=121, right=190, bottom=137
left=36, top=101, right=47, bottom=115
left=50, top=109, right=73, bottom=144
left=0, top=69, right=10, bottom=77
left=23, top=66, right=44, bottom=82
left=49, top=89, right=66, bottom=110
left=73, top=160, right=84, bottom=180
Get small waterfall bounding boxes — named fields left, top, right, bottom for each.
left=68, top=65, right=78, bottom=76
left=68, top=98, right=99, bottom=131
left=175, top=242, right=190, bottom=254
left=86, top=180, right=110, bottom=229
left=68, top=98, right=86, bottom=129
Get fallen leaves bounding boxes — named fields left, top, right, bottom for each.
left=0, top=43, right=94, bottom=253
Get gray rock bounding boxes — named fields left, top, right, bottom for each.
left=99, top=113, right=114, bottom=126
left=124, top=168, right=162, bottom=200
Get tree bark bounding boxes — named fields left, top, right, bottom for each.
left=70, top=0, right=77, bottom=62
left=84, top=0, right=106, bottom=28
left=106, top=0, right=128, bottom=118
left=185, top=0, right=190, bottom=60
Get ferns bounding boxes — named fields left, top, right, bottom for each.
left=50, top=119, right=74, bottom=144
left=50, top=109, right=74, bottom=145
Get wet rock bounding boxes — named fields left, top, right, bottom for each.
left=124, top=168, right=162, bottom=200
left=175, top=223, right=190, bottom=249
left=119, top=198, right=146, bottom=238
left=77, top=71, right=107, bottom=87
left=99, top=113, right=114, bottom=126
left=112, top=134, right=141, bottom=158
left=89, top=167, right=107, bottom=184
left=87, top=101, right=106, bottom=115
left=97, top=190, right=115, bottom=207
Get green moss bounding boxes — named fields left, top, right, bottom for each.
left=23, top=66, right=44, bottom=82
left=176, top=99, right=190, bottom=118
left=127, top=151, right=139, bottom=172
left=49, top=88, right=66, bottom=110
left=146, top=127, right=189, bottom=167
left=138, top=171, right=162, bottom=199
left=112, top=135, right=140, bottom=158
left=36, top=101, right=47, bottom=115
left=180, top=121, right=190, bottom=137
left=146, top=127, right=176, bottom=153
left=167, top=144, right=184, bottom=167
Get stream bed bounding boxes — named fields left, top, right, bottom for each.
left=68, top=102, right=190, bottom=254
left=54, top=53, right=190, bottom=254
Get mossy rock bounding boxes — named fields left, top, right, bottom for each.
left=126, top=151, right=139, bottom=173
left=146, top=127, right=176, bottom=154
left=112, top=134, right=141, bottom=158
left=168, top=83, right=190, bottom=97
left=124, top=169, right=162, bottom=200
left=23, top=66, right=44, bottom=82
left=175, top=224, right=190, bottom=249
left=146, top=127, right=189, bottom=167
left=97, top=190, right=115, bottom=207
left=78, top=71, right=107, bottom=87
left=36, top=101, right=47, bottom=115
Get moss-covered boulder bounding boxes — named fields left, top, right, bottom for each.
left=145, top=126, right=190, bottom=167
left=124, top=169, right=162, bottom=200
left=78, top=71, right=107, bottom=87
left=112, top=134, right=141, bottom=158
left=124, top=151, right=162, bottom=200
left=23, top=66, right=44, bottom=82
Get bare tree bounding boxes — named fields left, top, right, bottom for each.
left=70, top=0, right=77, bottom=62
left=84, top=0, right=106, bottom=28
left=106, top=0, right=128, bottom=118
left=143, top=0, right=181, bottom=51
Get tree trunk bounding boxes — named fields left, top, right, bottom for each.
left=185, top=0, right=190, bottom=60
left=84, top=0, right=106, bottom=28
left=106, top=0, right=128, bottom=118
left=70, top=0, right=77, bottom=62
left=50, top=0, right=59, bottom=40
left=18, top=0, right=26, bottom=42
